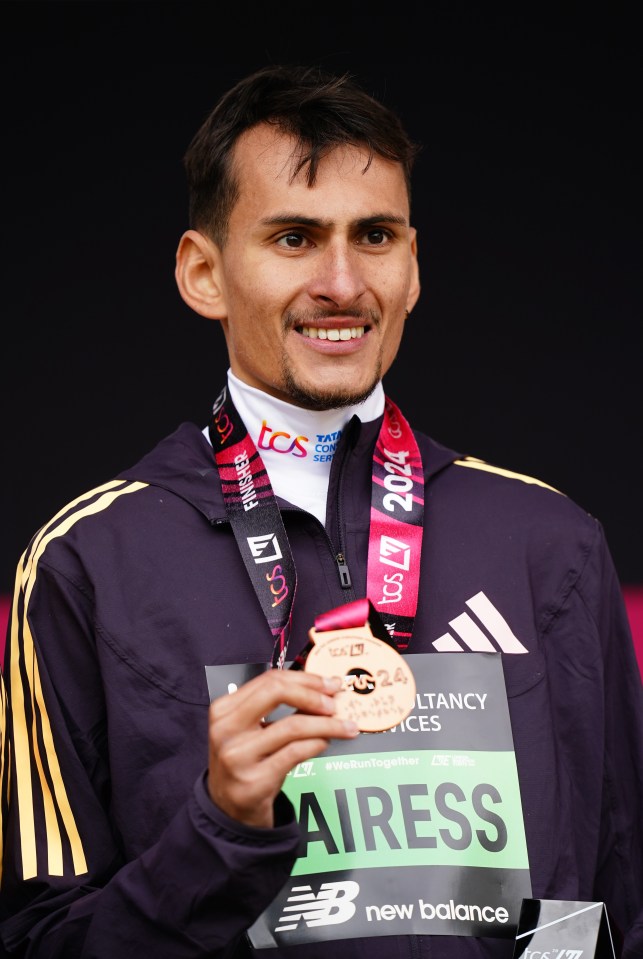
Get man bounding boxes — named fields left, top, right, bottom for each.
left=1, top=64, right=642, bottom=958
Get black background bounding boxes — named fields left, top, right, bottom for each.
left=2, top=2, right=641, bottom=593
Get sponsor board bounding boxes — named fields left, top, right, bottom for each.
left=513, top=899, right=619, bottom=959
left=206, top=653, right=531, bottom=947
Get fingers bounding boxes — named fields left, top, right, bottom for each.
left=207, top=668, right=359, bottom=827
left=209, top=715, right=357, bottom=827
left=212, top=668, right=343, bottom=727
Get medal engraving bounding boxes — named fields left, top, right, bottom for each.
left=303, top=624, right=416, bottom=732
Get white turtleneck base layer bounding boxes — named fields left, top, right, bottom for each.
left=204, top=370, right=385, bottom=527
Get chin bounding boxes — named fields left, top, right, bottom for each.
left=281, top=368, right=381, bottom=411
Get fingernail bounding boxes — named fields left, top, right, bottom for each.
left=323, top=676, right=342, bottom=692
left=343, top=721, right=360, bottom=736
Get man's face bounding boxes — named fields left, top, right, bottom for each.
left=215, top=123, right=420, bottom=410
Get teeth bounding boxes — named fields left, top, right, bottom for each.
left=300, top=326, right=365, bottom=340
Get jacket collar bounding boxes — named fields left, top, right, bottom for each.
left=118, top=416, right=462, bottom=523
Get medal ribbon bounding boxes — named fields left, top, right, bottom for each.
left=209, top=386, right=424, bottom=666
left=210, top=386, right=295, bottom=668
left=366, top=395, right=425, bottom=649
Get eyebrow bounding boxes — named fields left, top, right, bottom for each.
left=259, top=213, right=409, bottom=229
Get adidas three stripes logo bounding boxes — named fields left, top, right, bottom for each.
left=432, top=591, right=528, bottom=654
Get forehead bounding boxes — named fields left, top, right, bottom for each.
left=230, top=123, right=410, bottom=220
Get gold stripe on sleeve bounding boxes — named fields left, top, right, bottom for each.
left=8, top=562, right=39, bottom=880
left=454, top=457, right=562, bottom=494
left=10, top=480, right=147, bottom=880
left=0, top=671, right=7, bottom=881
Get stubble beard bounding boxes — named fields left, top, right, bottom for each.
left=280, top=307, right=384, bottom=411
left=280, top=357, right=383, bottom=411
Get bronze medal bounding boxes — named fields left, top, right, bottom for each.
left=303, top=622, right=416, bottom=733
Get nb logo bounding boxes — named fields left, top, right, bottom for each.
left=275, top=881, right=360, bottom=932
left=379, top=535, right=411, bottom=571
left=247, top=533, right=282, bottom=564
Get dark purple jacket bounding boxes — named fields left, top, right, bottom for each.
left=2, top=413, right=643, bottom=957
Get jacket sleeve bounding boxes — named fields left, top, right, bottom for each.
left=0, top=552, right=300, bottom=958
left=588, top=531, right=643, bottom=956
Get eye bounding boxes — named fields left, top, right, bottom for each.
left=360, top=229, right=391, bottom=247
left=276, top=232, right=310, bottom=249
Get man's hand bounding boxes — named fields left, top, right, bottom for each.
left=207, top=670, right=359, bottom=827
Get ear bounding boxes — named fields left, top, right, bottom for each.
left=175, top=230, right=227, bottom=320
left=406, top=228, right=421, bottom=313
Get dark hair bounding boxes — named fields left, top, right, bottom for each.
left=183, top=64, right=421, bottom=246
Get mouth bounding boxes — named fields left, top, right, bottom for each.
left=297, top=325, right=366, bottom=341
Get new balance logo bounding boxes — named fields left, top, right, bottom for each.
left=246, top=533, right=282, bottom=564
left=275, top=881, right=359, bottom=932
left=379, top=535, right=410, bottom=570
left=432, top=591, right=528, bottom=654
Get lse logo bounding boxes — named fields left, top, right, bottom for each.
left=247, top=533, right=282, bottom=564
left=275, top=881, right=359, bottom=932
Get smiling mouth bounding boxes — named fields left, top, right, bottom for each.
left=298, top=326, right=366, bottom=341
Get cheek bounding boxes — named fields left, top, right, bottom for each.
left=369, top=260, right=412, bottom=303
left=230, top=271, right=289, bottom=325
left=381, top=318, right=406, bottom=368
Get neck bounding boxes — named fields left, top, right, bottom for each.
left=226, top=370, right=385, bottom=524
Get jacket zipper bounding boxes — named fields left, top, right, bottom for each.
left=212, top=510, right=352, bottom=594
left=332, top=419, right=358, bottom=597
left=335, top=552, right=351, bottom=588
left=212, top=417, right=358, bottom=598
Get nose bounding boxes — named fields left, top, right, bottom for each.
left=307, top=241, right=367, bottom=311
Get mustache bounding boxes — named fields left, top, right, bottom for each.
left=284, top=307, right=380, bottom=330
